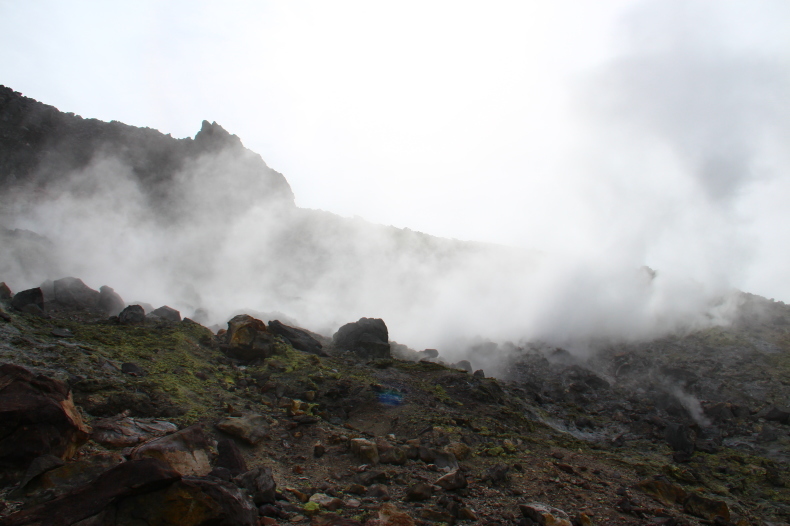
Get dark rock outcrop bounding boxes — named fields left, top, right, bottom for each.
left=0, top=86, right=294, bottom=209
left=333, top=317, right=390, bottom=360
left=0, top=364, right=91, bottom=473
left=268, top=319, right=327, bottom=356
left=51, top=277, right=99, bottom=310
left=10, top=287, right=44, bottom=313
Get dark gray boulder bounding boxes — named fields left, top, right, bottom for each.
left=151, top=305, right=181, bottom=322
left=268, top=320, right=327, bottom=356
left=119, top=305, right=146, bottom=325
left=52, top=277, right=100, bottom=309
left=332, top=317, right=390, bottom=360
left=98, top=285, right=125, bottom=316
left=11, top=287, right=44, bottom=313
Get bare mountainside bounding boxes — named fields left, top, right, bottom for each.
left=0, top=86, right=789, bottom=525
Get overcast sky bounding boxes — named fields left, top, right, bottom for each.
left=1, top=0, right=789, bottom=302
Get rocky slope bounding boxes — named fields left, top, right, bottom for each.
left=0, top=278, right=788, bottom=525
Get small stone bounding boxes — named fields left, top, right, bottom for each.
left=314, top=442, right=326, bottom=458
left=404, top=482, right=433, bottom=502
left=121, top=362, right=145, bottom=377
left=51, top=328, right=73, bottom=338
left=350, top=438, right=379, bottom=465
left=420, top=508, right=454, bottom=522
left=346, top=484, right=367, bottom=495
left=518, top=502, right=572, bottom=526
left=366, top=484, right=390, bottom=500
left=458, top=507, right=478, bottom=521
left=434, top=470, right=467, bottom=491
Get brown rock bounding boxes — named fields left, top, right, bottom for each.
left=404, top=482, right=433, bottom=502
left=377, top=502, right=416, bottom=526
left=16, top=454, right=123, bottom=503
left=314, top=442, right=326, bottom=458
left=309, top=492, right=344, bottom=511
left=458, top=507, right=478, bottom=521
left=223, top=314, right=275, bottom=362
left=366, top=484, right=390, bottom=500
left=215, top=413, right=269, bottom=445
left=350, top=438, right=379, bottom=465
left=0, top=363, right=90, bottom=471
left=434, top=470, right=467, bottom=491
left=683, top=493, right=730, bottom=521
left=130, top=424, right=211, bottom=476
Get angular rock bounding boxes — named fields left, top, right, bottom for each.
left=268, top=319, right=327, bottom=356
left=17, top=454, right=123, bottom=503
left=152, top=305, right=181, bottom=322
left=91, top=416, right=178, bottom=447
left=484, top=464, right=510, bottom=486
left=518, top=502, right=572, bottom=526
left=215, top=413, right=268, bottom=445
left=98, top=285, right=125, bottom=316
left=683, top=493, right=730, bottom=521
left=366, top=483, right=390, bottom=499
left=235, top=465, right=277, bottom=505
left=215, top=438, right=248, bottom=476
left=350, top=438, right=380, bottom=465
left=333, top=317, right=391, bottom=360
left=10, top=287, right=44, bottom=313
left=52, top=277, right=100, bottom=309
left=421, top=508, right=454, bottom=522
left=118, top=304, right=146, bottom=325
left=130, top=424, right=211, bottom=476
left=0, top=363, right=90, bottom=471
left=434, top=469, right=467, bottom=490
left=760, top=405, right=790, bottom=425
left=2, top=458, right=181, bottom=526
left=223, top=314, right=275, bottom=362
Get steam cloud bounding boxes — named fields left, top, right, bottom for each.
left=1, top=0, right=787, bottom=361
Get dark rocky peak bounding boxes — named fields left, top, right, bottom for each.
left=0, top=85, right=295, bottom=208
left=194, top=120, right=243, bottom=152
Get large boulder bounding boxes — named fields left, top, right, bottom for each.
left=97, top=285, right=125, bottom=316
left=0, top=364, right=91, bottom=472
left=51, top=277, right=100, bottom=310
left=130, top=424, right=212, bottom=476
left=10, top=287, right=44, bottom=314
left=1, top=458, right=182, bottom=526
left=222, top=314, right=275, bottom=363
left=268, top=319, right=327, bottom=356
left=118, top=304, right=146, bottom=325
left=332, top=317, right=390, bottom=360
left=115, top=476, right=258, bottom=526
left=0, top=282, right=11, bottom=300
left=151, top=305, right=181, bottom=322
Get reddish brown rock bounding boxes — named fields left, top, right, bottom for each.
left=434, top=470, right=467, bottom=491
left=215, top=413, right=268, bottom=445
left=0, top=363, right=90, bottom=471
left=684, top=493, right=730, bottom=521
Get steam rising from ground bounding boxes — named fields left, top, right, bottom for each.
left=1, top=0, right=788, bottom=359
